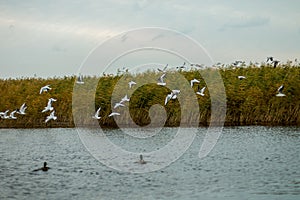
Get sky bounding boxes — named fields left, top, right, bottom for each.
left=0, top=0, right=300, bottom=78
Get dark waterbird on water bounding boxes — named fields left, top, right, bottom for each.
left=139, top=154, right=147, bottom=164
left=33, top=162, right=51, bottom=172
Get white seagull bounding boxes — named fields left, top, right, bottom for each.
left=165, top=93, right=173, bottom=105
left=276, top=85, right=286, bottom=97
left=120, top=95, right=130, bottom=104
left=92, top=107, right=101, bottom=119
left=157, top=73, right=166, bottom=86
left=190, top=78, right=200, bottom=87
left=17, top=103, right=27, bottom=115
left=176, top=62, right=186, bottom=71
left=9, top=110, right=17, bottom=119
left=76, top=74, right=84, bottom=84
left=238, top=76, right=246, bottom=80
left=108, top=112, right=120, bottom=117
left=165, top=90, right=180, bottom=105
left=129, top=81, right=136, bottom=89
left=0, top=110, right=10, bottom=119
left=39, top=85, right=51, bottom=94
left=114, top=102, right=125, bottom=109
left=42, top=98, right=56, bottom=113
left=157, top=64, right=168, bottom=73
left=196, top=86, right=206, bottom=96
left=45, top=111, right=57, bottom=123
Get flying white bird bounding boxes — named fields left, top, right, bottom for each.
left=238, top=76, right=246, bottom=80
left=0, top=110, right=9, bottom=119
left=9, top=110, right=17, bottom=119
left=49, top=98, right=57, bottom=102
left=232, top=61, right=243, bottom=67
left=120, top=95, right=130, bottom=104
left=191, top=63, right=205, bottom=68
left=45, top=111, right=57, bottom=123
left=196, top=86, right=206, bottom=96
left=157, top=64, right=168, bottom=73
left=129, top=81, right=136, bottom=89
left=42, top=98, right=56, bottom=113
left=165, top=93, right=173, bottom=105
left=165, top=90, right=180, bottom=105
left=92, top=107, right=101, bottom=119
left=17, top=103, right=27, bottom=115
left=176, top=62, right=186, bottom=70
left=276, top=85, right=286, bottom=97
left=76, top=74, right=84, bottom=84
left=39, top=85, right=51, bottom=94
left=114, top=102, right=125, bottom=109
left=108, top=112, right=120, bottom=117
left=157, top=73, right=166, bottom=86
left=117, top=67, right=128, bottom=74
left=190, top=78, right=200, bottom=87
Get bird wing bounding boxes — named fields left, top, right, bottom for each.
left=165, top=94, right=171, bottom=105
left=163, top=64, right=168, bottom=71
left=201, top=87, right=206, bottom=94
left=278, top=85, right=284, bottom=93
left=50, top=111, right=55, bottom=117
left=39, top=87, right=44, bottom=94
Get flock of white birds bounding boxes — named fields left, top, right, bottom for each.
left=0, top=58, right=287, bottom=123
left=0, top=85, right=59, bottom=123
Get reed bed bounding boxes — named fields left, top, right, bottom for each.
left=0, top=63, right=299, bottom=128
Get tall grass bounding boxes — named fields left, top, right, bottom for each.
left=0, top=64, right=299, bottom=128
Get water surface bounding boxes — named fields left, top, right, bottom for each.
left=0, top=126, right=299, bottom=199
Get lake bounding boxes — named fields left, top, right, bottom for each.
left=0, top=126, right=299, bottom=200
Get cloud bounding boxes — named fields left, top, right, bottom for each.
left=220, top=16, right=270, bottom=31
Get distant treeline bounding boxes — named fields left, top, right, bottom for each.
left=0, top=63, right=299, bottom=128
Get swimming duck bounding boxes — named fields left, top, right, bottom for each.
left=33, top=162, right=51, bottom=172
left=139, top=155, right=147, bottom=164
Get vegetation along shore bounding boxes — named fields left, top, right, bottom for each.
left=0, top=62, right=299, bottom=128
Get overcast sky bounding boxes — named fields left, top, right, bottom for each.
left=0, top=0, right=299, bottom=78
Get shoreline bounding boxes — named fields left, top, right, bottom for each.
left=0, top=122, right=299, bottom=129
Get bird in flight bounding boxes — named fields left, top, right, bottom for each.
left=76, top=74, right=84, bottom=84
left=45, top=110, right=57, bottom=123
left=157, top=73, right=166, bottom=86
left=190, top=78, right=200, bottom=87
left=17, top=103, right=27, bottom=115
left=157, top=64, right=168, bottom=73
left=114, top=102, right=125, bottom=109
left=9, top=110, right=17, bottom=119
left=276, top=85, right=286, bottom=97
left=120, top=95, right=130, bottom=104
left=92, top=107, right=101, bottom=119
left=39, top=85, right=51, bottom=94
left=42, top=98, right=57, bottom=113
left=0, top=110, right=9, bottom=119
left=196, top=86, right=206, bottom=96
left=176, top=62, right=186, bottom=71
left=128, top=81, right=136, bottom=89
left=108, top=112, right=120, bottom=117
left=238, top=76, right=246, bottom=80
left=165, top=90, right=180, bottom=105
